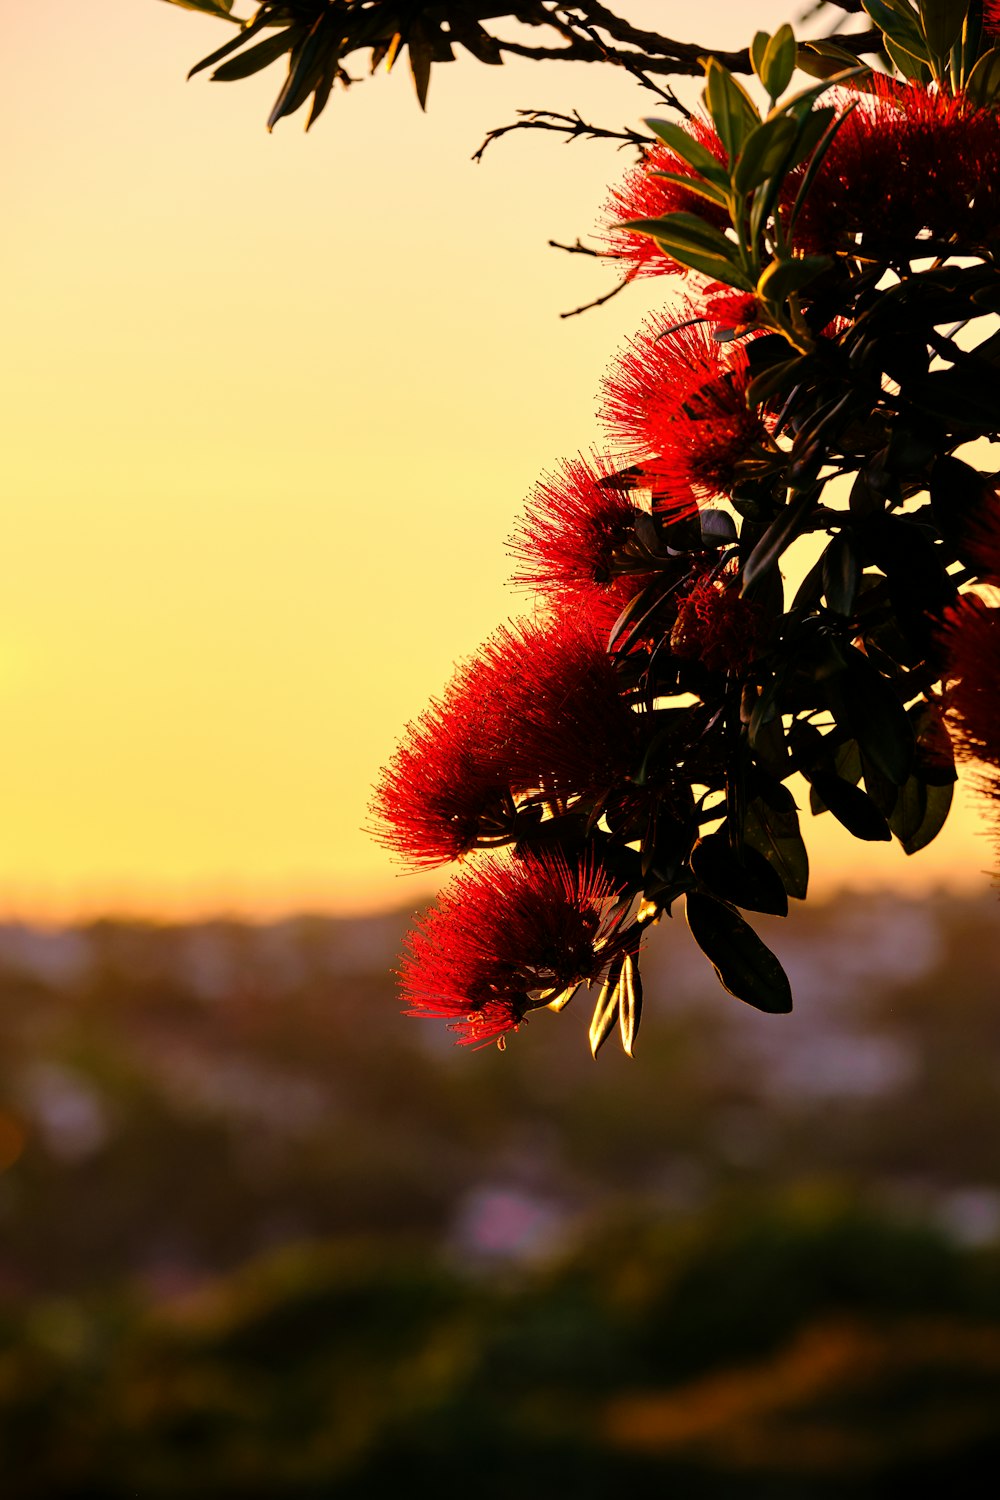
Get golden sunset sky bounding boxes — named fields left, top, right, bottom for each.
left=0, top=0, right=991, bottom=920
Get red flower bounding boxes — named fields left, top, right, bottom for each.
left=602, top=121, right=728, bottom=280
left=986, top=1, right=1000, bottom=35
left=400, top=851, right=633, bottom=1046
left=791, top=78, right=1000, bottom=256
left=671, top=571, right=768, bottom=674
left=480, top=613, right=644, bottom=798
left=508, top=453, right=650, bottom=621
left=967, top=495, right=1000, bottom=585
left=372, top=614, right=643, bottom=866
left=941, top=594, right=1000, bottom=774
left=698, top=284, right=759, bottom=337
left=601, top=320, right=769, bottom=515
left=370, top=662, right=517, bottom=869
left=941, top=591, right=1000, bottom=855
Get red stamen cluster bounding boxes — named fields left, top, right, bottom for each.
left=792, top=78, right=1000, bottom=255
left=986, top=1, right=1000, bottom=35
left=671, top=572, right=768, bottom=675
left=400, top=852, right=631, bottom=1045
left=479, top=614, right=644, bottom=796
left=699, top=285, right=759, bottom=337
left=941, top=501, right=1000, bottom=798
left=602, top=121, right=728, bottom=280
left=372, top=615, right=643, bottom=870
left=941, top=596, right=1000, bottom=832
left=601, top=321, right=769, bottom=515
left=509, top=453, right=647, bottom=624
left=369, top=670, right=515, bottom=868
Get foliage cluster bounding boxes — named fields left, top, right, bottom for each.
left=160, top=2, right=1000, bottom=1052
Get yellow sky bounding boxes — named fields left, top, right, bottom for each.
left=0, top=0, right=992, bottom=920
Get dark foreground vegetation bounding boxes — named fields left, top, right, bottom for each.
left=0, top=889, right=997, bottom=1493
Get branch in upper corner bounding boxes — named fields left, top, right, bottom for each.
left=558, top=276, right=629, bottom=319
left=175, top=2, right=887, bottom=133
left=548, top=237, right=605, bottom=258
left=473, top=109, right=648, bottom=163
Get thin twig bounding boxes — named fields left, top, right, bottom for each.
left=548, top=237, right=606, bottom=258
left=559, top=276, right=629, bottom=319
left=473, top=107, right=647, bottom=162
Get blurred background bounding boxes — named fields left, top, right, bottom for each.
left=1, top=2, right=999, bottom=1493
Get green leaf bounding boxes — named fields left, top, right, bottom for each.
left=187, top=11, right=271, bottom=78
left=619, top=212, right=751, bottom=290
left=619, top=953, right=642, bottom=1058
left=929, top=455, right=995, bottom=555
left=733, top=115, right=799, bottom=193
left=644, top=118, right=729, bottom=184
left=703, top=58, right=761, bottom=162
left=862, top=0, right=930, bottom=60
left=822, top=533, right=859, bottom=616
left=885, top=35, right=933, bottom=79
left=745, top=357, right=804, bottom=408
left=408, top=17, right=433, bottom=110
left=651, top=170, right=730, bottom=210
left=741, top=492, right=818, bottom=593
left=786, top=106, right=837, bottom=169
left=212, top=30, right=296, bottom=82
left=751, top=31, right=771, bottom=80
left=889, top=777, right=953, bottom=853
left=686, top=894, right=792, bottom=1013
left=162, top=0, right=235, bottom=16
left=796, top=42, right=866, bottom=80
left=691, top=833, right=789, bottom=916
left=445, top=6, right=503, bottom=65
left=965, top=47, right=1000, bottom=105
left=589, top=960, right=624, bottom=1059
left=768, top=68, right=867, bottom=125
left=744, top=796, right=809, bottom=900
left=758, top=24, right=797, bottom=99
left=787, top=103, right=858, bottom=235
left=807, top=771, right=892, bottom=841
left=757, top=254, right=831, bottom=303
left=827, top=655, right=915, bottom=787
left=919, top=0, right=969, bottom=60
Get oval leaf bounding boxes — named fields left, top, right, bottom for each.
left=686, top=894, right=793, bottom=1013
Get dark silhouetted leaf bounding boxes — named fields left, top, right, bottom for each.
left=807, top=771, right=892, bottom=841
left=918, top=0, right=967, bottom=60
left=889, top=777, right=953, bottom=854
left=827, top=653, right=914, bottom=787
left=744, top=796, right=809, bottom=899
left=742, top=491, right=817, bottom=592
left=822, top=532, right=859, bottom=616
left=691, top=833, right=789, bottom=915
left=686, top=893, right=792, bottom=1012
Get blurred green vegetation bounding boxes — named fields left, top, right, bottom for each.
left=0, top=890, right=997, bottom=1492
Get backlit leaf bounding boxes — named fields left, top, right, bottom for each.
left=686, top=894, right=792, bottom=1012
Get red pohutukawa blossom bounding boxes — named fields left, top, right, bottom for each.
left=985, top=0, right=1000, bottom=35
left=508, top=453, right=648, bottom=623
left=601, top=320, right=770, bottom=514
left=480, top=613, right=644, bottom=796
left=967, top=497, right=1000, bottom=584
left=940, top=594, right=1000, bottom=846
left=372, top=614, right=643, bottom=866
left=791, top=77, right=1000, bottom=256
left=941, top=496, right=1000, bottom=774
left=370, top=663, right=516, bottom=868
left=400, top=851, right=634, bottom=1046
left=671, top=571, right=769, bottom=675
left=602, top=120, right=727, bottom=280
left=698, top=285, right=759, bottom=337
